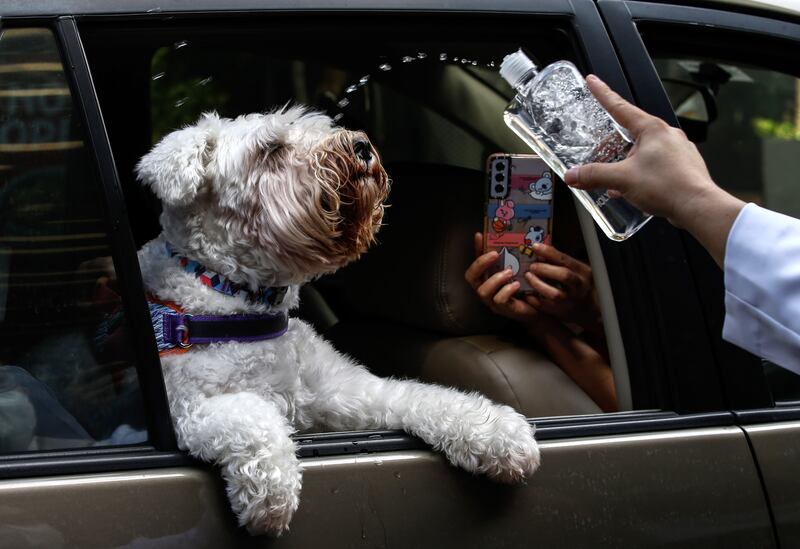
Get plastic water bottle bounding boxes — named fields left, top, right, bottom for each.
left=499, top=49, right=652, bottom=241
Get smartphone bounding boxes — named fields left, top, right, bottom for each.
left=483, top=153, right=555, bottom=293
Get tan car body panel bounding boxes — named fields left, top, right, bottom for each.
left=746, top=421, right=800, bottom=548
left=0, top=426, right=774, bottom=548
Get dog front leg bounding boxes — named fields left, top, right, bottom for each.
left=172, top=392, right=301, bottom=536
left=305, top=352, right=540, bottom=483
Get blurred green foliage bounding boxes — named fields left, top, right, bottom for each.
left=753, top=117, right=800, bottom=141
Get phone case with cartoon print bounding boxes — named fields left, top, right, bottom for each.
left=483, top=153, right=555, bottom=293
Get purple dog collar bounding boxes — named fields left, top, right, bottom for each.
left=149, top=301, right=288, bottom=353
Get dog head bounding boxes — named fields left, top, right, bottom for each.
left=136, top=107, right=390, bottom=288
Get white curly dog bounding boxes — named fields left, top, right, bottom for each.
left=135, top=107, right=540, bottom=535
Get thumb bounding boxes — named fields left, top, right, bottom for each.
left=565, top=161, right=630, bottom=193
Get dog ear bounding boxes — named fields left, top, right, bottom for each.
left=135, top=114, right=218, bottom=206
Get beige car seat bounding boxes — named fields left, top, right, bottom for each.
left=305, top=163, right=600, bottom=417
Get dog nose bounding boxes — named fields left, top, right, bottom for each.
left=353, top=139, right=372, bottom=163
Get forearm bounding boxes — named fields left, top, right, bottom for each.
left=571, top=295, right=609, bottom=361
left=526, top=317, right=618, bottom=412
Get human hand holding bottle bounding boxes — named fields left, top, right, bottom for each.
left=565, top=75, right=745, bottom=266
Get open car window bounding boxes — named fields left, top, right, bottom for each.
left=80, top=15, right=651, bottom=432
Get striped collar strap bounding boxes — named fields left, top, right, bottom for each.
left=166, top=243, right=287, bottom=307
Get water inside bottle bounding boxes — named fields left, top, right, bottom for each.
left=504, top=62, right=650, bottom=240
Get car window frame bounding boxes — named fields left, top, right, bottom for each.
left=597, top=0, right=800, bottom=421
left=0, top=0, right=738, bottom=481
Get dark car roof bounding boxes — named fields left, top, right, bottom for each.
left=4, top=0, right=797, bottom=22
left=2, top=0, right=569, bottom=17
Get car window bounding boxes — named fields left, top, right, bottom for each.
left=0, top=27, right=148, bottom=453
left=81, top=16, right=653, bottom=427
left=655, top=59, right=800, bottom=216
left=646, top=42, right=800, bottom=406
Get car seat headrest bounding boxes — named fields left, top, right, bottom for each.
left=316, top=163, right=505, bottom=335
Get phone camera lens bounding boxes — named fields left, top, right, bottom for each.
left=494, top=173, right=505, bottom=182
left=494, top=184, right=504, bottom=193
left=495, top=161, right=505, bottom=170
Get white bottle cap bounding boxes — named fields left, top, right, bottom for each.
left=500, top=49, right=537, bottom=89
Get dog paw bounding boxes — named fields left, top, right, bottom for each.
left=223, top=456, right=303, bottom=536
left=444, top=404, right=541, bottom=484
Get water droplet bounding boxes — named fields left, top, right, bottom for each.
left=374, top=458, right=383, bottom=466
left=146, top=6, right=162, bottom=13
left=417, top=52, right=427, bottom=59
left=152, top=72, right=165, bottom=81
left=461, top=58, right=469, bottom=64
left=196, top=76, right=212, bottom=86
left=379, top=63, right=392, bottom=71
left=174, top=97, right=188, bottom=107
left=174, top=40, right=188, bottom=49
left=402, top=56, right=415, bottom=63
left=489, top=61, right=496, bottom=68
left=345, top=85, right=358, bottom=94
left=393, top=472, right=402, bottom=479
left=333, top=113, right=344, bottom=122
left=337, top=98, right=350, bottom=108
left=453, top=57, right=459, bottom=62
left=359, top=75, right=370, bottom=84
left=471, top=61, right=478, bottom=66
left=331, top=487, right=339, bottom=494
left=439, top=53, right=447, bottom=61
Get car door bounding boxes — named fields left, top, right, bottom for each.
left=0, top=2, right=776, bottom=547
left=599, top=0, right=800, bottom=546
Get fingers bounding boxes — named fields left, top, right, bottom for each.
left=529, top=262, right=582, bottom=291
left=476, top=268, right=513, bottom=300
left=524, top=271, right=567, bottom=301
left=532, top=243, right=591, bottom=275
left=530, top=243, right=574, bottom=267
left=586, top=75, right=651, bottom=137
left=524, top=293, right=542, bottom=309
left=473, top=232, right=484, bottom=259
left=565, top=161, right=628, bottom=193
left=493, top=279, right=520, bottom=306
left=465, top=250, right=498, bottom=289
left=530, top=242, right=567, bottom=265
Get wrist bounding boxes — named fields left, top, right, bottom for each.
left=671, top=183, right=746, bottom=267
left=671, top=183, right=742, bottom=230
left=669, top=180, right=721, bottom=230
left=524, top=313, right=557, bottom=338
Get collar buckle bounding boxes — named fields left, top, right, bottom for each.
left=175, top=314, right=193, bottom=348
